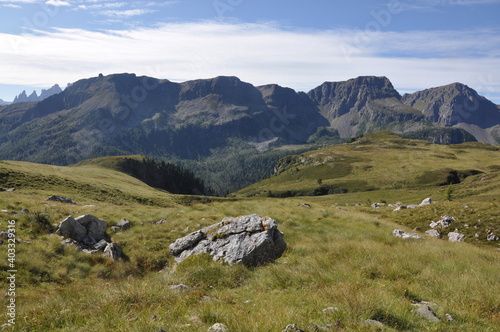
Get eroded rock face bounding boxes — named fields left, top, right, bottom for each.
left=169, top=214, right=287, bottom=267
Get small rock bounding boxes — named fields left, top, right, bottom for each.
left=322, top=307, right=339, bottom=314
left=419, top=198, right=432, bottom=207
left=127, top=317, right=138, bottom=322
left=393, top=206, right=407, bottom=212
left=393, top=229, right=423, bottom=239
left=156, top=219, right=167, bottom=224
left=425, top=229, right=441, bottom=239
left=299, top=203, right=311, bottom=208
left=18, top=208, right=29, bottom=215
left=117, top=218, right=131, bottom=230
left=430, top=216, right=455, bottom=229
left=365, top=319, right=384, bottom=327
left=169, top=284, right=190, bottom=291
left=6, top=188, right=15, bottom=192
left=184, top=226, right=190, bottom=233
left=487, top=234, right=499, bottom=241
left=111, top=226, right=121, bottom=232
left=282, top=324, right=305, bottom=332
left=103, top=242, right=124, bottom=261
left=244, top=299, right=253, bottom=304
left=407, top=204, right=418, bottom=209
left=151, top=314, right=158, bottom=321
left=445, top=313, right=454, bottom=322
left=94, top=239, right=109, bottom=251
left=208, top=323, right=229, bottom=332
left=47, top=195, right=76, bottom=204
left=448, top=232, right=465, bottom=242
left=413, top=305, right=440, bottom=322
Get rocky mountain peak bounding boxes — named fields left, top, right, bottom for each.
left=402, top=83, right=500, bottom=128
left=12, top=84, right=63, bottom=104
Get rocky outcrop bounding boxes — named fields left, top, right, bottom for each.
left=430, top=216, right=454, bottom=229
left=12, top=84, right=62, bottom=103
left=56, top=215, right=108, bottom=243
left=425, top=229, right=442, bottom=239
left=56, top=215, right=124, bottom=260
left=169, top=214, right=287, bottom=267
left=47, top=195, right=76, bottom=204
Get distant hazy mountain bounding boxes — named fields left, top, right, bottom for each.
left=0, top=73, right=498, bottom=168
left=0, top=98, right=10, bottom=106
left=12, top=84, right=62, bottom=103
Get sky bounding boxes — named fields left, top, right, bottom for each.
left=0, top=0, right=499, bottom=104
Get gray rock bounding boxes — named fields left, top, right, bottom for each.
left=393, top=229, right=423, bottom=239
left=371, top=203, right=386, bottom=208
left=299, top=203, right=311, bottom=208
left=282, top=324, right=304, bottom=332
left=393, top=205, right=407, bottom=212
left=117, top=218, right=131, bottom=230
left=156, top=219, right=167, bottom=224
left=425, top=229, right=442, bottom=239
left=111, top=226, right=121, bottom=232
left=6, top=188, right=15, bottom=192
left=413, top=305, right=440, bottom=322
left=365, top=319, right=384, bottom=327
left=55, top=216, right=88, bottom=242
left=169, top=284, right=190, bottom=291
left=94, top=239, right=110, bottom=251
left=419, top=198, right=432, bottom=206
left=430, top=215, right=455, bottom=229
left=47, top=195, right=76, bottom=204
left=103, top=242, right=123, bottom=261
left=445, top=313, right=454, bottom=321
left=487, top=234, right=499, bottom=241
left=169, top=214, right=287, bottom=267
left=407, top=204, right=418, bottom=209
left=208, top=323, right=229, bottom=332
left=448, top=232, right=465, bottom=242
left=18, top=208, right=29, bottom=215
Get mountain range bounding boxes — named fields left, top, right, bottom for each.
left=11, top=84, right=63, bottom=103
left=0, top=73, right=499, bottom=193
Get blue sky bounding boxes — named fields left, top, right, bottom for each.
left=0, top=0, right=499, bottom=103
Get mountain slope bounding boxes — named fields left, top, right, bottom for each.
left=308, top=76, right=424, bottom=137
left=402, top=83, right=500, bottom=143
left=235, top=131, right=500, bottom=198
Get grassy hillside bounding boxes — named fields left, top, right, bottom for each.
left=235, top=131, right=499, bottom=198
left=0, top=135, right=499, bottom=331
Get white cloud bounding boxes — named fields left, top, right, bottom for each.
left=398, top=0, right=500, bottom=11
left=45, top=0, right=70, bottom=6
left=0, top=22, right=498, bottom=102
left=99, top=8, right=156, bottom=17
left=0, top=3, right=22, bottom=7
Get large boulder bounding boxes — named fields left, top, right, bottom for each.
left=169, top=214, right=287, bottom=267
left=56, top=215, right=108, bottom=244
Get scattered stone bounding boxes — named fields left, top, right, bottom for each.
left=111, top=226, right=121, bottom=232
left=47, top=195, right=76, bottom=204
left=475, top=233, right=481, bottom=238
left=156, top=219, right=167, bottom=224
left=103, top=242, right=124, bottom=261
left=299, top=203, right=311, bottom=208
left=127, top=317, right=138, bottom=322
left=393, top=205, right=407, bottom=212
left=244, top=299, right=253, bottom=304
left=430, top=216, right=455, bottom=229
left=418, top=198, right=432, bottom=207
left=322, top=307, right=339, bottom=314
left=169, top=284, right=190, bottom=291
left=425, top=229, right=442, bottom=239
left=169, top=214, right=287, bottom=267
left=18, top=208, right=29, bottom=215
left=208, top=323, right=229, bottom=332
left=61, top=238, right=79, bottom=246
left=448, top=232, right=465, bottom=242
left=371, top=203, right=386, bottom=208
left=365, top=319, right=384, bottom=327
left=117, top=218, right=131, bottom=230
left=184, top=226, right=190, bottom=233
left=1, top=210, right=8, bottom=213
left=282, top=324, right=305, bottom=332
left=6, top=188, right=15, bottom=192
left=393, top=229, right=423, bottom=240
left=412, top=305, right=440, bottom=322
left=445, top=313, right=454, bottom=322
left=407, top=204, right=418, bottom=209
left=487, top=234, right=499, bottom=241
